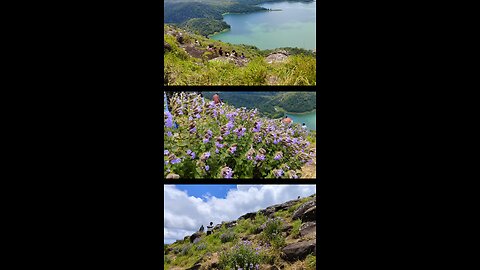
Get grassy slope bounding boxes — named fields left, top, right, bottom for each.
left=164, top=196, right=316, bottom=270
left=164, top=25, right=316, bottom=86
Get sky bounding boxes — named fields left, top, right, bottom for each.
left=164, top=184, right=316, bottom=244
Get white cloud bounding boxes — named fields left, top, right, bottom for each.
left=164, top=185, right=316, bottom=244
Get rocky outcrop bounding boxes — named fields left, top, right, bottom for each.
left=189, top=231, right=203, bottom=243
left=265, top=50, right=290, bottom=64
left=292, top=199, right=316, bottom=220
left=301, top=206, right=316, bottom=222
left=299, top=222, right=316, bottom=237
left=281, top=239, right=316, bottom=261
left=239, top=211, right=257, bottom=220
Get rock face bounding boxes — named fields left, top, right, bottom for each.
left=299, top=222, right=316, bottom=237
left=265, top=50, right=289, bottom=64
left=190, top=232, right=203, bottom=243
left=292, top=199, right=316, bottom=220
left=239, top=211, right=257, bottom=220
left=301, top=206, right=316, bottom=222
left=281, top=239, right=316, bottom=261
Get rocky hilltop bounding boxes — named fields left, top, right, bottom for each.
left=164, top=194, right=317, bottom=270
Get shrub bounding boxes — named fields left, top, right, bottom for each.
left=196, top=243, right=207, bottom=251
left=180, top=244, right=192, bottom=256
left=305, top=254, right=316, bottom=270
left=164, top=92, right=315, bottom=178
left=291, top=219, right=302, bottom=238
left=220, top=230, right=236, bottom=243
left=218, top=240, right=263, bottom=270
left=262, top=218, right=286, bottom=249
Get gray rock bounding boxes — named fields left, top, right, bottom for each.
left=292, top=199, right=316, bottom=220
left=164, top=41, right=172, bottom=52
left=239, top=212, right=257, bottom=220
left=281, top=239, right=316, bottom=261
left=301, top=206, right=316, bottom=222
left=299, top=222, right=316, bottom=237
left=190, top=231, right=203, bottom=243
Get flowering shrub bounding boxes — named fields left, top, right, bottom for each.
left=220, top=230, right=236, bottom=243
left=262, top=218, right=286, bottom=249
left=219, top=240, right=263, bottom=270
left=164, top=92, right=316, bottom=179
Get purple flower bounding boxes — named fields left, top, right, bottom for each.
left=274, top=154, right=281, bottom=160
left=190, top=152, right=196, bottom=159
left=164, top=111, right=173, bottom=128
left=195, top=114, right=201, bottom=119
left=167, top=131, right=172, bottom=137
left=205, top=165, right=209, bottom=171
left=164, top=150, right=169, bottom=156
left=273, top=139, right=279, bottom=145
left=274, top=169, right=284, bottom=178
left=164, top=160, right=169, bottom=165
left=189, top=127, right=196, bottom=133
left=189, top=116, right=193, bottom=121
left=215, top=148, right=219, bottom=154
left=255, top=154, right=265, bottom=161
left=186, top=149, right=192, bottom=155
left=205, top=152, right=210, bottom=158
left=226, top=121, right=234, bottom=130
left=207, top=130, right=213, bottom=137
left=203, top=138, right=209, bottom=143
left=215, top=142, right=224, bottom=148
left=247, top=155, right=252, bottom=160
left=292, top=138, right=298, bottom=144
left=229, top=146, right=237, bottom=154
left=171, top=158, right=181, bottom=164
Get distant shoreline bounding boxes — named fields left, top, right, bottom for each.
left=285, top=109, right=316, bottom=115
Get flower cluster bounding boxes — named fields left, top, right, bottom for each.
left=164, top=92, right=316, bottom=179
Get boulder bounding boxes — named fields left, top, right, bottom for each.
left=164, top=41, right=172, bottom=52
left=292, top=199, right=316, bottom=220
left=239, top=212, right=257, bottom=220
left=190, top=231, right=203, bottom=243
left=265, top=51, right=289, bottom=64
left=301, top=206, right=316, bottom=222
left=299, top=222, right=316, bottom=237
left=282, top=223, right=293, bottom=233
left=281, top=239, right=316, bottom=261
left=225, top=220, right=237, bottom=228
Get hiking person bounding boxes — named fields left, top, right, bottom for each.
left=199, top=224, right=204, bottom=232
left=302, top=123, right=307, bottom=130
left=207, top=222, right=214, bottom=235
left=213, top=93, right=221, bottom=104
left=231, top=50, right=237, bottom=57
left=241, top=53, right=245, bottom=59
left=225, top=52, right=230, bottom=57
left=282, top=115, right=292, bottom=125
left=219, top=47, right=223, bottom=56
left=195, top=39, right=200, bottom=46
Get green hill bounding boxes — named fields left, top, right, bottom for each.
left=164, top=24, right=316, bottom=86
left=164, top=194, right=317, bottom=270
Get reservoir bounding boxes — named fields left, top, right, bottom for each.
left=210, top=1, right=316, bottom=50
left=285, top=110, right=316, bottom=131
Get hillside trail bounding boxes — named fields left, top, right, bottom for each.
left=165, top=27, right=290, bottom=68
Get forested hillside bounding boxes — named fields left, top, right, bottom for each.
left=203, top=92, right=316, bottom=118
left=164, top=0, right=314, bottom=36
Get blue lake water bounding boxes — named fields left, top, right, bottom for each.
left=285, top=110, right=316, bottom=131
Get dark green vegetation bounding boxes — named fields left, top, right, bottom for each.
left=180, top=18, right=231, bottom=37
left=203, top=92, right=316, bottom=118
left=164, top=25, right=316, bottom=86
left=164, top=0, right=314, bottom=36
left=164, top=195, right=316, bottom=270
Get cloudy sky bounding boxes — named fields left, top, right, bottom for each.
left=164, top=184, right=316, bottom=244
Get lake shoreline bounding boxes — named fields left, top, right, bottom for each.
left=285, top=109, right=316, bottom=115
